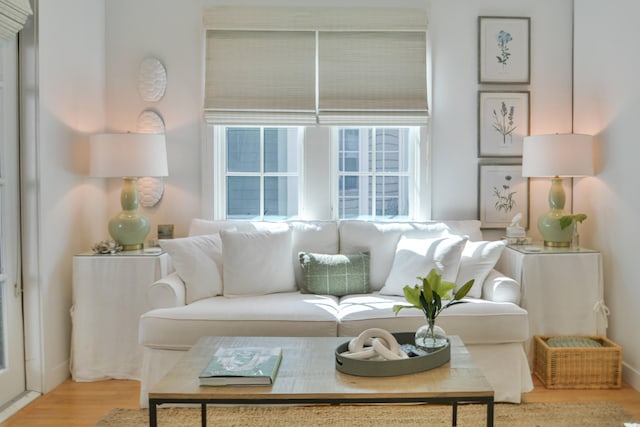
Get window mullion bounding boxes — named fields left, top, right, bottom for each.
left=259, top=127, right=265, bottom=220
left=360, top=128, right=370, bottom=218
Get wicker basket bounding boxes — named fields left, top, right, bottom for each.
left=533, top=335, right=622, bottom=389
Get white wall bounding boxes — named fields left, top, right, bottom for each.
left=427, top=0, right=573, bottom=235
left=574, top=0, right=640, bottom=389
left=101, top=0, right=573, bottom=238
left=37, top=0, right=640, bottom=396
left=21, top=0, right=107, bottom=392
left=103, top=0, right=205, bottom=239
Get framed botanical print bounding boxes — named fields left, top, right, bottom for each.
left=478, top=163, right=529, bottom=229
left=478, top=16, right=530, bottom=84
left=478, top=91, right=529, bottom=157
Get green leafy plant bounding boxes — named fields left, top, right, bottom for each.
left=559, top=213, right=587, bottom=230
left=393, top=268, right=474, bottom=330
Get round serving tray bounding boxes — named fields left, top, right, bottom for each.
left=335, top=332, right=451, bottom=377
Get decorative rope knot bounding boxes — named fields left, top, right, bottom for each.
left=341, top=328, right=408, bottom=361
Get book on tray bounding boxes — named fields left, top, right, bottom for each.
left=198, top=346, right=282, bottom=386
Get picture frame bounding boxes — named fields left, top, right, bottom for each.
left=157, top=224, right=174, bottom=240
left=478, top=90, right=529, bottom=157
left=478, top=163, right=529, bottom=229
left=478, top=16, right=530, bottom=84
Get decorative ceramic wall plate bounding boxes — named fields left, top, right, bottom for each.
left=136, top=109, right=166, bottom=207
left=137, top=57, right=167, bottom=102
left=136, top=176, right=165, bottom=208
left=137, top=110, right=166, bottom=134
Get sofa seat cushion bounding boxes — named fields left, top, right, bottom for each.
left=139, top=292, right=339, bottom=350
left=336, top=293, right=528, bottom=345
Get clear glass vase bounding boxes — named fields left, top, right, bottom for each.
left=571, top=221, right=581, bottom=250
left=415, top=320, right=447, bottom=350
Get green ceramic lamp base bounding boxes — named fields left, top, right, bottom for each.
left=538, top=177, right=573, bottom=247
left=108, top=177, right=150, bottom=250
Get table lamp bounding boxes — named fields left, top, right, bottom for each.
left=522, top=133, right=594, bottom=247
left=90, top=133, right=168, bottom=250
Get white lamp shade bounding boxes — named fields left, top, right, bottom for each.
left=90, top=133, right=168, bottom=178
left=522, top=133, right=594, bottom=177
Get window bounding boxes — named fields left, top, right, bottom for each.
left=224, top=127, right=300, bottom=220
left=337, top=128, right=412, bottom=219
left=202, top=6, right=430, bottom=221
left=208, top=125, right=422, bottom=221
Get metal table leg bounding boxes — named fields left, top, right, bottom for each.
left=149, top=401, right=157, bottom=427
left=452, top=401, right=458, bottom=426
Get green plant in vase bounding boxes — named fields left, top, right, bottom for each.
left=393, top=268, right=474, bottom=350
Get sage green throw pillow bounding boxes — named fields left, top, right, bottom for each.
left=298, top=252, right=370, bottom=296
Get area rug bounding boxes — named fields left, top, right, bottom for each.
left=96, top=402, right=638, bottom=426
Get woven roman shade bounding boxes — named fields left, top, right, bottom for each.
left=0, top=0, right=32, bottom=39
left=203, top=6, right=428, bottom=125
left=317, top=31, right=428, bottom=125
left=204, top=30, right=317, bottom=125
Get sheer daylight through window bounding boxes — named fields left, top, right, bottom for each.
left=225, top=127, right=299, bottom=220
left=337, top=128, right=411, bottom=219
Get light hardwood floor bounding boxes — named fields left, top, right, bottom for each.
left=1, top=377, right=639, bottom=426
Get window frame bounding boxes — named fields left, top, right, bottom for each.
left=204, top=124, right=429, bottom=222
left=207, top=125, right=304, bottom=221
left=331, top=127, right=420, bottom=220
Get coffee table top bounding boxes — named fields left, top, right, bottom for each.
left=149, top=335, right=493, bottom=402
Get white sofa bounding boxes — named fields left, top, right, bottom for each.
left=138, top=219, right=533, bottom=406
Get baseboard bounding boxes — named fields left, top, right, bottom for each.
left=0, top=391, right=40, bottom=423
left=44, top=359, right=71, bottom=394
left=622, top=361, right=640, bottom=391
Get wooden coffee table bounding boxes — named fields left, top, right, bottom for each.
left=148, top=335, right=494, bottom=427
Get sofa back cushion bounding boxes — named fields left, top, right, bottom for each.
left=220, top=227, right=296, bottom=296
left=189, top=219, right=340, bottom=290
left=188, top=218, right=278, bottom=236
left=289, top=221, right=340, bottom=288
left=338, top=220, right=482, bottom=291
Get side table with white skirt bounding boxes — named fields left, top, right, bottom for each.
left=496, top=243, right=609, bottom=366
left=70, top=250, right=172, bottom=381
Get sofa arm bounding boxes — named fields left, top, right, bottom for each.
left=148, top=271, right=186, bottom=309
left=482, top=269, right=521, bottom=305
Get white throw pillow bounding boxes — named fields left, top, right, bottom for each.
left=379, top=235, right=467, bottom=296
left=455, top=240, right=507, bottom=298
left=159, top=233, right=223, bottom=304
left=220, top=227, right=296, bottom=296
